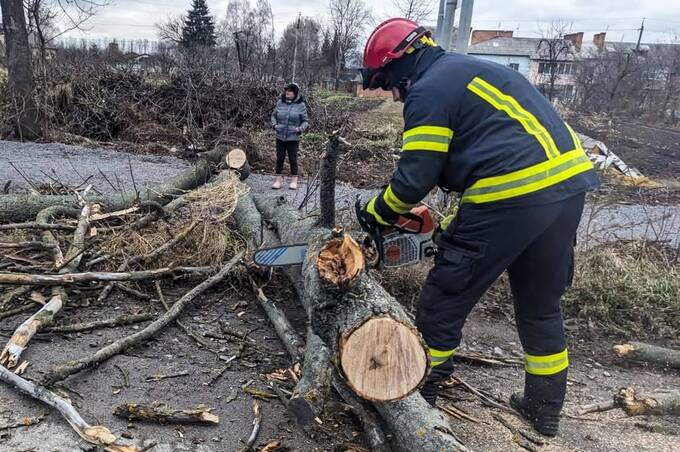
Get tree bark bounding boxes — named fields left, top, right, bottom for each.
left=615, top=387, right=680, bottom=417
left=318, top=133, right=340, bottom=228
left=113, top=402, right=219, bottom=425
left=0, top=147, right=228, bottom=222
left=613, top=342, right=680, bottom=370
left=0, top=266, right=214, bottom=286
left=0, top=0, right=42, bottom=140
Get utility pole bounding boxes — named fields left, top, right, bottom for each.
left=635, top=17, right=645, bottom=54
left=439, top=0, right=458, bottom=51
left=435, top=0, right=445, bottom=44
left=292, top=12, right=301, bottom=82
left=456, top=0, right=474, bottom=54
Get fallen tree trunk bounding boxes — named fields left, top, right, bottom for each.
left=253, top=195, right=467, bottom=451
left=0, top=147, right=228, bottom=222
left=42, top=253, right=242, bottom=385
left=0, top=266, right=214, bottom=286
left=113, top=402, right=219, bottom=425
left=615, top=387, right=680, bottom=416
left=614, top=342, right=680, bottom=370
left=0, top=364, right=137, bottom=451
left=235, top=194, right=381, bottom=438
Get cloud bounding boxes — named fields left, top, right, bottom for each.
left=58, top=0, right=680, bottom=44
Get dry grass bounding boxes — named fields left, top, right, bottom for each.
left=563, top=240, right=680, bottom=339
left=101, top=173, right=249, bottom=269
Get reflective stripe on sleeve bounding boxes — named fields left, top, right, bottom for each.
left=366, top=197, right=390, bottom=226
left=383, top=184, right=415, bottom=214
left=525, top=349, right=569, bottom=376
left=402, top=125, right=453, bottom=152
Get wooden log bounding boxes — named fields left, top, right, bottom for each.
left=0, top=147, right=228, bottom=222
left=1, top=295, right=63, bottom=368
left=0, top=364, right=137, bottom=451
left=41, top=253, right=242, bottom=385
left=113, top=402, right=219, bottom=425
left=223, top=148, right=251, bottom=181
left=253, top=195, right=427, bottom=403
left=253, top=195, right=467, bottom=451
left=0, top=266, right=214, bottom=286
left=614, top=342, right=680, bottom=369
left=615, top=387, right=680, bottom=416
left=288, top=330, right=333, bottom=426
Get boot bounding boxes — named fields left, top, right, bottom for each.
left=271, top=175, right=284, bottom=190
left=510, top=370, right=567, bottom=437
left=289, top=176, right=298, bottom=190
left=420, top=378, right=439, bottom=406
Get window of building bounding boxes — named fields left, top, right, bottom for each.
left=538, top=62, right=574, bottom=75
left=508, top=63, right=520, bottom=71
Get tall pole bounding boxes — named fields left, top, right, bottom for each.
left=456, top=0, right=474, bottom=54
left=292, top=12, right=301, bottom=82
left=435, top=0, right=446, bottom=44
left=439, top=0, right=458, bottom=51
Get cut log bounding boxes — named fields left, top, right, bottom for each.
left=0, top=147, right=228, bottom=222
left=223, top=148, right=251, bottom=181
left=254, top=195, right=427, bottom=403
left=317, top=233, right=365, bottom=289
left=0, top=364, right=137, bottom=451
left=614, top=342, right=680, bottom=369
left=252, top=195, right=467, bottom=451
left=0, top=266, right=214, bottom=286
left=113, top=402, right=219, bottom=425
left=42, top=254, right=242, bottom=385
left=615, top=387, right=680, bottom=416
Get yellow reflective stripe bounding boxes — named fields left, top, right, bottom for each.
left=462, top=151, right=593, bottom=204
left=383, top=185, right=414, bottom=214
left=366, top=197, right=390, bottom=226
left=467, top=77, right=560, bottom=159
left=403, top=125, right=454, bottom=140
left=525, top=349, right=569, bottom=376
left=402, top=141, right=449, bottom=152
left=429, top=347, right=457, bottom=367
left=564, top=122, right=582, bottom=150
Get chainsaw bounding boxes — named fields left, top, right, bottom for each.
left=253, top=196, right=437, bottom=269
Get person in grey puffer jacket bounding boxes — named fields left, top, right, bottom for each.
left=270, top=83, right=309, bottom=190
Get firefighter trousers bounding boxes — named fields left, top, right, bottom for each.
left=416, top=193, right=585, bottom=381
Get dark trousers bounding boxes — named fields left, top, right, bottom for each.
left=275, top=139, right=299, bottom=176
left=417, top=193, right=585, bottom=381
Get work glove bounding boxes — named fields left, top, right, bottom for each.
left=358, top=196, right=391, bottom=233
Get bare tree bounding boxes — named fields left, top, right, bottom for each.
left=1, top=0, right=42, bottom=139
left=156, top=14, right=185, bottom=45
left=391, top=0, right=433, bottom=22
left=328, top=0, right=372, bottom=88
left=536, top=21, right=573, bottom=102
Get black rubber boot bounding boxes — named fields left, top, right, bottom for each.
left=510, top=370, right=567, bottom=437
left=420, top=378, right=439, bottom=406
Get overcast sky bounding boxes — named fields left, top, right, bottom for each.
left=59, top=0, right=680, bottom=45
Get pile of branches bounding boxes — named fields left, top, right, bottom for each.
left=2, top=52, right=279, bottom=147
left=0, top=148, right=248, bottom=450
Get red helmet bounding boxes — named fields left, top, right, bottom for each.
left=363, top=18, right=431, bottom=70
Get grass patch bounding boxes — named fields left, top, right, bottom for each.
left=563, top=240, right=679, bottom=339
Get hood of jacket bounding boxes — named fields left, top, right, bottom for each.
left=280, top=93, right=305, bottom=104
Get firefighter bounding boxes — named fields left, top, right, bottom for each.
left=358, top=18, right=599, bottom=437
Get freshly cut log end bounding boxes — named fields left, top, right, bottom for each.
left=317, top=234, right=365, bottom=288
left=340, top=317, right=428, bottom=402
left=224, top=148, right=251, bottom=181
left=613, top=343, right=635, bottom=358
left=615, top=387, right=680, bottom=417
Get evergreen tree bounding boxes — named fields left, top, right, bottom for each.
left=180, top=0, right=217, bottom=48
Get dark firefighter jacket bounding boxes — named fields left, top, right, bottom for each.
left=369, top=46, right=600, bottom=224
